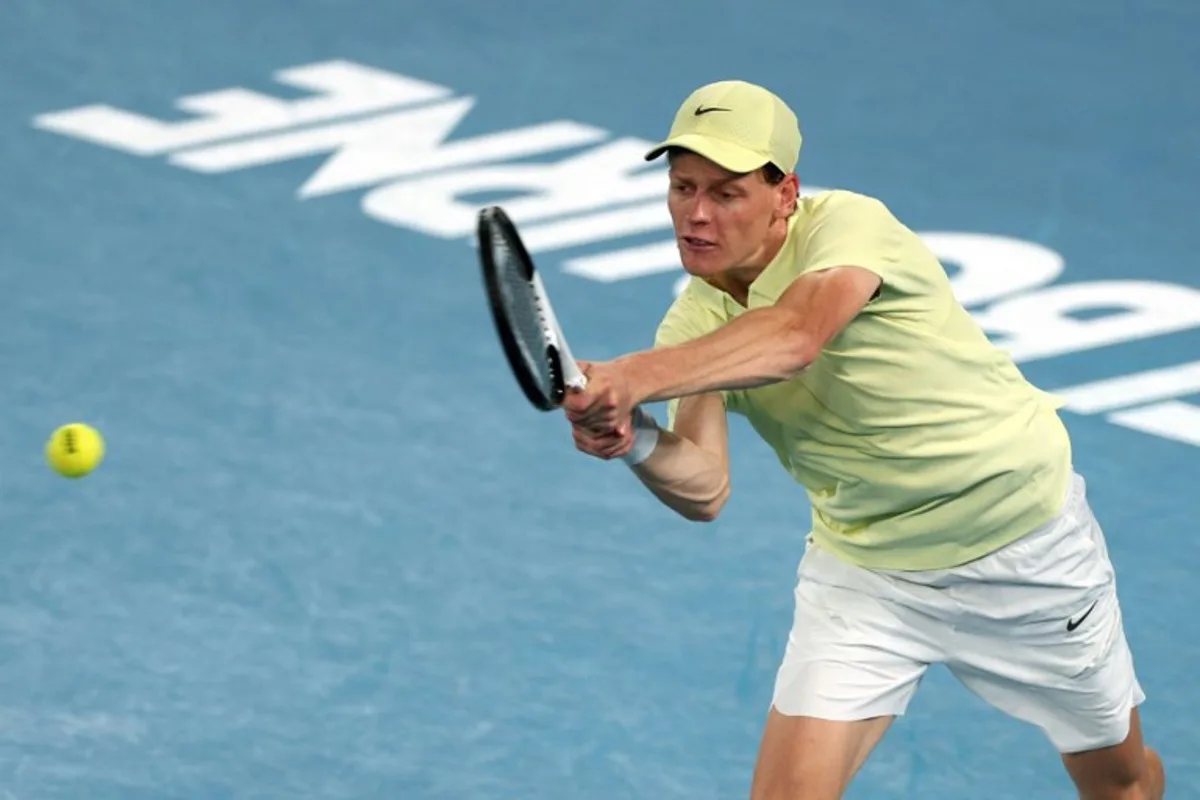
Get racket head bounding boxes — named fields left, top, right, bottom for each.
left=477, top=205, right=568, bottom=411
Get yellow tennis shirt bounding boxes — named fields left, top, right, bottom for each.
left=655, top=190, right=1072, bottom=571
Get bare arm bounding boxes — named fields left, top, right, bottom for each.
left=629, top=393, right=730, bottom=522
left=565, top=266, right=880, bottom=519
left=618, top=266, right=882, bottom=405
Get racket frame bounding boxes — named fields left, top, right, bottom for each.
left=477, top=205, right=587, bottom=411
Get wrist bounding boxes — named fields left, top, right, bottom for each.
left=620, top=405, right=660, bottom=466
left=613, top=351, right=659, bottom=407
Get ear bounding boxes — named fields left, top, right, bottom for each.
left=776, top=173, right=799, bottom=218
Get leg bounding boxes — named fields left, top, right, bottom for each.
left=1061, top=707, right=1165, bottom=800
left=944, top=473, right=1163, bottom=799
left=952, top=626, right=1159, bottom=800
left=756, top=539, right=941, bottom=799
left=749, top=710, right=892, bottom=800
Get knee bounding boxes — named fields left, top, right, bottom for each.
left=751, top=773, right=840, bottom=800
left=1122, top=747, right=1165, bottom=800
left=1142, top=747, right=1165, bottom=800
left=1076, top=748, right=1165, bottom=800
left=751, top=757, right=846, bottom=800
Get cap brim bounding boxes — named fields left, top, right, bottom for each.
left=643, top=133, right=770, bottom=174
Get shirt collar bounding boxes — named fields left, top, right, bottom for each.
left=682, top=212, right=803, bottom=312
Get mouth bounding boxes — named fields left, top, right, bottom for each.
left=680, top=235, right=717, bottom=252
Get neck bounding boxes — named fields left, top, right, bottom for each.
left=706, top=216, right=791, bottom=305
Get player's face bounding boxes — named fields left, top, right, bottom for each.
left=666, top=151, right=797, bottom=280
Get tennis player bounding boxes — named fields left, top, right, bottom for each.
left=562, top=80, right=1165, bottom=800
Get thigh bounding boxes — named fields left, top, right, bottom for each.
left=947, top=474, right=1146, bottom=753
left=750, top=710, right=893, bottom=800
left=773, top=542, right=941, bottom=722
left=951, top=618, right=1144, bottom=754
left=758, top=542, right=942, bottom=798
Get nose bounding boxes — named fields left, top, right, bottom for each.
left=687, top=192, right=714, bottom=227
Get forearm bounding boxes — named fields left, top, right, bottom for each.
left=618, top=307, right=813, bottom=405
left=629, top=427, right=730, bottom=522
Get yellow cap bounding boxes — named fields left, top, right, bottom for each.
left=644, top=80, right=802, bottom=173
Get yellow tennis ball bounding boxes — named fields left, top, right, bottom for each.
left=46, top=423, right=105, bottom=478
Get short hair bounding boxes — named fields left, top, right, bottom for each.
left=665, top=146, right=788, bottom=185
left=761, top=162, right=787, bottom=185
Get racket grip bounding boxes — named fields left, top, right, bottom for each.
left=561, top=357, right=588, bottom=390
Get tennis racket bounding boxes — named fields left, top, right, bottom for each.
left=477, top=205, right=588, bottom=411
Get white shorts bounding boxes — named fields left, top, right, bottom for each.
left=772, top=472, right=1145, bottom=754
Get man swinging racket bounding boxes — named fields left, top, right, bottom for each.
left=562, top=79, right=1165, bottom=800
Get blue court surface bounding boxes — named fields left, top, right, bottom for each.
left=2, top=1, right=1198, bottom=797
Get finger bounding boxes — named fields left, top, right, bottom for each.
left=583, top=419, right=627, bottom=438
left=574, top=435, right=615, bottom=459
left=576, top=394, right=621, bottom=425
left=577, top=418, right=624, bottom=439
left=565, top=386, right=607, bottom=415
left=562, top=389, right=595, bottom=414
left=596, top=432, right=635, bottom=459
left=573, top=427, right=626, bottom=457
left=565, top=402, right=596, bottom=423
left=574, top=402, right=629, bottom=432
left=573, top=427, right=634, bottom=460
left=573, top=425, right=622, bottom=447
left=581, top=413, right=623, bottom=437
left=598, top=439, right=633, bottom=459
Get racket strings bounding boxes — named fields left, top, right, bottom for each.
left=492, top=234, right=558, bottom=394
left=478, top=205, right=574, bottom=410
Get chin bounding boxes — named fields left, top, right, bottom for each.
left=678, top=249, right=730, bottom=277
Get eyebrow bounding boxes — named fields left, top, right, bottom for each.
left=668, top=172, right=745, bottom=189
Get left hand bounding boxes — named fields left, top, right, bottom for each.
left=562, top=360, right=637, bottom=438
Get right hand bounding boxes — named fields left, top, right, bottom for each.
left=570, top=420, right=636, bottom=460
left=565, top=382, right=637, bottom=460
left=561, top=360, right=637, bottom=438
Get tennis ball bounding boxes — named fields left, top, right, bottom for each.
left=45, top=423, right=105, bottom=478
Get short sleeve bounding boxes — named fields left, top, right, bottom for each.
left=786, top=191, right=945, bottom=315
left=802, top=193, right=903, bottom=277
